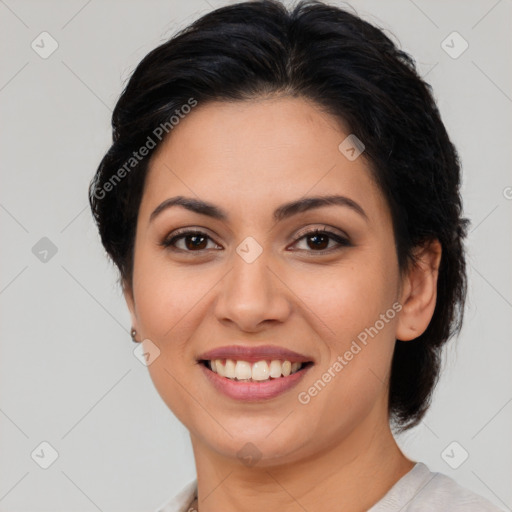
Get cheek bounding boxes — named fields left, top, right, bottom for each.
left=291, top=251, right=399, bottom=405
left=132, top=250, right=213, bottom=342
left=131, top=261, right=203, bottom=421
left=131, top=252, right=221, bottom=412
left=291, top=254, right=399, bottom=349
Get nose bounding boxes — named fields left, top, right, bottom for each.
left=214, top=248, right=292, bottom=333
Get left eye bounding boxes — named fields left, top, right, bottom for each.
left=291, top=229, right=351, bottom=252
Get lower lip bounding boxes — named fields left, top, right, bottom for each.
left=200, top=363, right=312, bottom=401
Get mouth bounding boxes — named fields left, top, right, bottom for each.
left=199, top=359, right=314, bottom=382
left=196, top=345, right=315, bottom=400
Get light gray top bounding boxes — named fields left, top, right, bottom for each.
left=155, top=462, right=504, bottom=512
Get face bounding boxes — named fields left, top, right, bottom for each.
left=124, top=97, right=430, bottom=466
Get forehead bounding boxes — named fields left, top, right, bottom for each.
left=140, top=97, right=387, bottom=224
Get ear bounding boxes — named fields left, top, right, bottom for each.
left=395, top=239, right=442, bottom=342
left=122, top=279, right=139, bottom=333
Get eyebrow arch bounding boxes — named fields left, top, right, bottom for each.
left=149, top=196, right=227, bottom=223
left=149, top=194, right=368, bottom=224
left=273, top=195, right=368, bottom=223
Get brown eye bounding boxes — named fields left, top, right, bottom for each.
left=292, top=228, right=351, bottom=252
left=183, top=234, right=208, bottom=250
left=306, top=232, right=330, bottom=250
left=161, top=230, right=221, bottom=252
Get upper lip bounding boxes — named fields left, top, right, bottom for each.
left=198, top=345, right=314, bottom=363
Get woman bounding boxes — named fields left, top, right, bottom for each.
left=89, top=1, right=503, bottom=510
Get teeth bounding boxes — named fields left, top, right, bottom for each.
left=252, top=361, right=269, bottom=381
left=208, top=359, right=305, bottom=381
left=224, top=359, right=236, bottom=379
left=235, top=361, right=252, bottom=380
left=269, top=360, right=282, bottom=378
left=216, top=360, right=226, bottom=377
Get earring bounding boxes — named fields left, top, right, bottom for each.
left=131, top=328, right=139, bottom=343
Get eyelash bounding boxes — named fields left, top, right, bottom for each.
left=160, top=227, right=351, bottom=254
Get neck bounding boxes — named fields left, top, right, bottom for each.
left=188, top=406, right=414, bottom=512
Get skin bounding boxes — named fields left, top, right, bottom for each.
left=124, top=96, right=442, bottom=512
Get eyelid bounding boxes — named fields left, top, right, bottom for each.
left=288, top=226, right=352, bottom=252
left=160, top=227, right=222, bottom=250
left=292, top=224, right=349, bottom=241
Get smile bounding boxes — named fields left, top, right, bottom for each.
left=202, top=359, right=312, bottom=382
left=199, top=358, right=314, bottom=401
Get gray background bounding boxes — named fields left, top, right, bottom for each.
left=1, top=0, right=511, bottom=510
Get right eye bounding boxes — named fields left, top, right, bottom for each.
left=160, top=229, right=222, bottom=252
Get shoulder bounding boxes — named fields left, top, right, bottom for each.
left=370, top=462, right=505, bottom=512
left=410, top=467, right=503, bottom=512
left=155, top=465, right=505, bottom=512
left=154, top=478, right=197, bottom=512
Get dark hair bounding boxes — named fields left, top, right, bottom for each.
left=89, top=0, right=469, bottom=431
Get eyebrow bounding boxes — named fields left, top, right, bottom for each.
left=149, top=194, right=368, bottom=224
